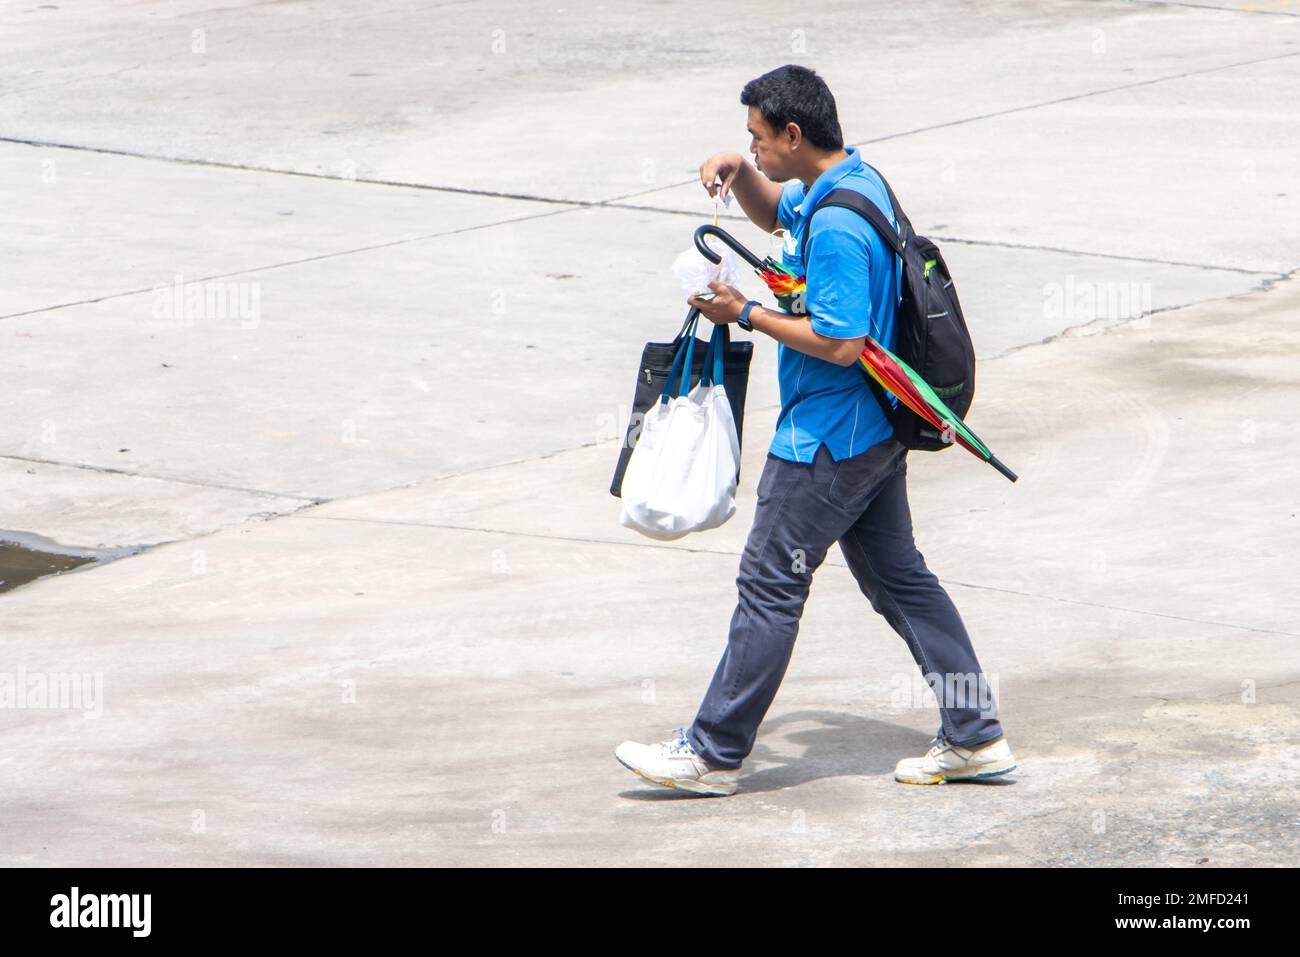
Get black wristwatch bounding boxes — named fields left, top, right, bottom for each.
left=737, top=300, right=760, bottom=332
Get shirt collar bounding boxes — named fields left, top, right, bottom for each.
left=793, top=146, right=862, bottom=219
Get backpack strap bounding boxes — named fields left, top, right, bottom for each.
left=798, top=176, right=908, bottom=429
left=801, top=187, right=902, bottom=264
left=859, top=161, right=913, bottom=233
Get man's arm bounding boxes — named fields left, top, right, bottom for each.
left=689, top=283, right=865, bottom=366
left=746, top=307, right=865, bottom=366
left=689, top=211, right=874, bottom=366
left=700, top=152, right=783, bottom=233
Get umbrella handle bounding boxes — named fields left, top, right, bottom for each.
left=693, top=225, right=766, bottom=272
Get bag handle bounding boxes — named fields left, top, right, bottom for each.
left=661, top=314, right=729, bottom=402
left=698, top=322, right=728, bottom=388
left=661, top=313, right=700, bottom=404
left=671, top=305, right=700, bottom=347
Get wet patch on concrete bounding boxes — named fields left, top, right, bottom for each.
left=0, top=531, right=142, bottom=594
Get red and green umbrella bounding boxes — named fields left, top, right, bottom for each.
left=857, top=338, right=1018, bottom=481
left=695, top=225, right=1017, bottom=483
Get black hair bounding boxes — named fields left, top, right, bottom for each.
left=740, top=64, right=844, bottom=152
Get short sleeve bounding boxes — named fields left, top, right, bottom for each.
left=776, top=180, right=805, bottom=231
left=803, top=207, right=875, bottom=340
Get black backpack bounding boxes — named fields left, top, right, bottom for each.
left=801, top=165, right=975, bottom=452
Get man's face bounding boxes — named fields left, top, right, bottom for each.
left=747, top=105, right=794, bottom=180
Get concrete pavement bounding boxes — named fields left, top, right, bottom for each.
left=1, top=0, right=1297, bottom=865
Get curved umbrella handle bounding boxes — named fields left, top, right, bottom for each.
left=693, top=225, right=766, bottom=272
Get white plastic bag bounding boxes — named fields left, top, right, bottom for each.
left=672, top=240, right=738, bottom=301
left=619, top=325, right=740, bottom=540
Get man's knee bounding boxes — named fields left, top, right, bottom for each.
left=736, top=560, right=816, bottom=622
left=845, top=537, right=939, bottom=607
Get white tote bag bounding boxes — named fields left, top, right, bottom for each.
left=620, top=320, right=740, bottom=540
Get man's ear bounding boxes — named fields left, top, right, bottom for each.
left=784, top=121, right=802, bottom=149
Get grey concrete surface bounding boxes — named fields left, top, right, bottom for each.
left=0, top=0, right=1297, bottom=866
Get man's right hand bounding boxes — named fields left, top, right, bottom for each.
left=700, top=151, right=746, bottom=203
left=699, top=150, right=783, bottom=233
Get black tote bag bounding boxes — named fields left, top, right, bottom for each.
left=609, top=307, right=753, bottom=498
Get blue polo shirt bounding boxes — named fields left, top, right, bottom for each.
left=769, top=146, right=901, bottom=464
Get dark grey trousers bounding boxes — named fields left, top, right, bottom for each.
left=686, top=438, right=1005, bottom=770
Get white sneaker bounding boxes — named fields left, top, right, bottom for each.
left=894, top=734, right=1017, bottom=785
left=615, top=727, right=739, bottom=796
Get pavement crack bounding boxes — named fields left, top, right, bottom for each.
left=0, top=137, right=1282, bottom=324
left=927, top=234, right=1286, bottom=278
left=1125, top=0, right=1300, bottom=17
left=563, top=199, right=1288, bottom=278
left=0, top=134, right=586, bottom=206
left=297, top=514, right=1300, bottom=639
left=303, top=514, right=750, bottom=557
left=0, top=453, right=328, bottom=503
left=3, top=45, right=1295, bottom=218
left=0, top=204, right=580, bottom=321
left=0, top=61, right=148, bottom=101
left=608, top=48, right=1300, bottom=204
left=988, top=266, right=1296, bottom=360
left=938, top=576, right=1300, bottom=638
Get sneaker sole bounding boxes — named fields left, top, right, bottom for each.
left=615, top=754, right=737, bottom=797
left=895, top=762, right=1017, bottom=786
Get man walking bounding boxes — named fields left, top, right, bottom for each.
left=615, top=65, right=1015, bottom=796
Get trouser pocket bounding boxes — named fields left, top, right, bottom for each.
left=827, top=440, right=903, bottom=510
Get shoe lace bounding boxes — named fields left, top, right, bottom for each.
left=659, top=726, right=695, bottom=756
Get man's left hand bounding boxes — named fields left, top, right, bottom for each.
left=688, top=281, right=748, bottom=325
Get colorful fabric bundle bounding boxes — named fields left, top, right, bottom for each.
left=857, top=340, right=994, bottom=462
left=753, top=253, right=1004, bottom=473
left=755, top=257, right=806, bottom=314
